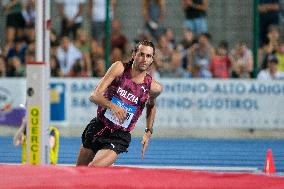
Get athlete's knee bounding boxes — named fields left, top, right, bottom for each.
left=88, top=157, right=116, bottom=167
left=88, top=160, right=109, bottom=167
left=88, top=161, right=103, bottom=167
left=76, top=146, right=94, bottom=166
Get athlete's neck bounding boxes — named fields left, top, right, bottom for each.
left=130, top=66, right=146, bottom=84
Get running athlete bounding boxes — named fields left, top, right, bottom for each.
left=76, top=40, right=163, bottom=167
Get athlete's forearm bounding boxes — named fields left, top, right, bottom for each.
left=90, top=92, right=126, bottom=123
left=146, top=80, right=163, bottom=131
left=89, top=93, right=114, bottom=110
left=146, top=101, right=156, bottom=132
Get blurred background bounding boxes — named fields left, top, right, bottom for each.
left=0, top=0, right=284, bottom=79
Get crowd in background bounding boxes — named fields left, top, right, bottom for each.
left=0, top=0, right=284, bottom=80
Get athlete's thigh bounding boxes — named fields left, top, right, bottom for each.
left=76, top=145, right=95, bottom=166
left=88, top=149, right=118, bottom=167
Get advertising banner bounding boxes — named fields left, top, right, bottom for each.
left=66, top=79, right=98, bottom=123
left=0, top=79, right=26, bottom=126
left=157, top=79, right=284, bottom=128
left=1, top=78, right=284, bottom=129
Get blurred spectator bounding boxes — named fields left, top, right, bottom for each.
left=160, top=50, right=189, bottom=78
left=84, top=53, right=93, bottom=76
left=90, top=38, right=106, bottom=77
left=24, top=25, right=35, bottom=45
left=155, top=28, right=177, bottom=66
left=181, top=0, right=208, bottom=36
left=0, top=55, right=6, bottom=77
left=1, top=45, right=11, bottom=59
left=2, top=0, right=24, bottom=44
left=258, top=25, right=280, bottom=70
left=88, top=0, right=116, bottom=43
left=164, top=27, right=177, bottom=50
left=90, top=39, right=105, bottom=75
left=82, top=53, right=92, bottom=76
left=142, top=0, right=166, bottom=40
left=155, top=34, right=173, bottom=74
left=24, top=48, right=35, bottom=64
left=74, top=28, right=91, bottom=54
left=257, top=54, right=284, bottom=79
left=109, top=19, right=129, bottom=56
left=111, top=47, right=123, bottom=63
left=6, top=56, right=25, bottom=77
left=177, top=28, right=195, bottom=69
left=229, top=41, right=253, bottom=78
left=210, top=41, right=231, bottom=78
left=56, top=36, right=83, bottom=76
left=74, top=28, right=92, bottom=75
left=90, top=39, right=104, bottom=61
left=280, top=0, right=284, bottom=38
left=276, top=40, right=284, bottom=72
left=178, top=28, right=195, bottom=50
left=92, top=57, right=106, bottom=77
left=51, top=29, right=60, bottom=48
left=50, top=55, right=63, bottom=77
left=21, top=0, right=35, bottom=28
left=133, top=29, right=153, bottom=46
left=258, top=0, right=280, bottom=46
left=7, top=37, right=28, bottom=64
left=67, top=59, right=89, bottom=77
left=56, top=0, right=86, bottom=39
left=50, top=29, right=60, bottom=57
left=187, top=33, right=214, bottom=78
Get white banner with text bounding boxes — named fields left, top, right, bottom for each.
left=1, top=78, right=284, bottom=128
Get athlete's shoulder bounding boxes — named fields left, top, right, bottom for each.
left=150, top=79, right=163, bottom=97
left=110, top=61, right=125, bottom=70
left=107, top=61, right=125, bottom=77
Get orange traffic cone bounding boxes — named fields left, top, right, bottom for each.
left=264, top=149, right=276, bottom=174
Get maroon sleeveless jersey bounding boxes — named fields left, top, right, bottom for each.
left=97, top=62, right=152, bottom=131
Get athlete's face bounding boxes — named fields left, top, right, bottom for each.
left=133, top=45, right=154, bottom=72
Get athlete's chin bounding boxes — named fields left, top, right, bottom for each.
left=138, top=66, right=148, bottom=72
left=139, top=68, right=148, bottom=72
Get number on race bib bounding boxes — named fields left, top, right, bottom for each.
left=104, top=97, right=137, bottom=128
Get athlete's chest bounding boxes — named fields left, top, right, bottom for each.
left=114, top=78, right=150, bottom=106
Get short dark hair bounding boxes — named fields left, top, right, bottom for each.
left=133, top=40, right=155, bottom=56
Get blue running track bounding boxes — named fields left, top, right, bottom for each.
left=1, top=136, right=284, bottom=173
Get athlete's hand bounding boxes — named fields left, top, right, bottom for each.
left=110, top=103, right=127, bottom=124
left=141, top=132, right=151, bottom=160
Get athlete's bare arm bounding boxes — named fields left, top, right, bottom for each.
left=146, top=80, right=163, bottom=131
left=13, top=117, right=27, bottom=146
left=89, top=61, right=127, bottom=123
left=141, top=80, right=163, bottom=159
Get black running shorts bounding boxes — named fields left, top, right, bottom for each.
left=81, top=117, right=131, bottom=154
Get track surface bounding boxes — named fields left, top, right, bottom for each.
left=1, top=136, right=284, bottom=173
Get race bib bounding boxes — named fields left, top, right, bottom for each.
left=104, top=97, right=137, bottom=128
